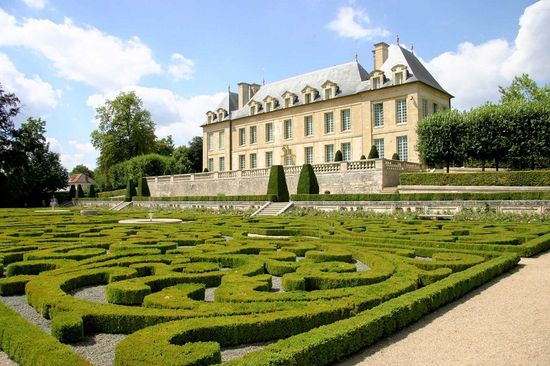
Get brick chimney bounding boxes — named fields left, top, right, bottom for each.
left=372, top=42, right=389, bottom=70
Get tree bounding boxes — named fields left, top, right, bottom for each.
left=499, top=74, right=550, bottom=104
left=266, top=165, right=289, bottom=202
left=69, top=185, right=76, bottom=198
left=0, top=83, right=19, bottom=172
left=137, top=177, right=150, bottom=197
left=334, top=150, right=343, bottom=162
left=297, top=164, right=319, bottom=194
left=91, top=91, right=156, bottom=173
left=124, top=179, right=136, bottom=202
left=2, top=117, right=68, bottom=206
left=76, top=184, right=85, bottom=198
left=70, top=164, right=94, bottom=178
left=88, top=185, right=97, bottom=198
left=417, top=109, right=466, bottom=172
left=155, top=135, right=175, bottom=156
left=172, top=145, right=193, bottom=173
left=367, top=145, right=379, bottom=159
left=392, top=153, right=399, bottom=160
left=186, top=136, right=203, bottom=173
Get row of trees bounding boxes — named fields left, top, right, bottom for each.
left=90, top=91, right=202, bottom=191
left=417, top=75, right=550, bottom=172
left=0, top=84, right=68, bottom=207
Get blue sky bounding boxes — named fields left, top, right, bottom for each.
left=1, top=0, right=548, bottom=170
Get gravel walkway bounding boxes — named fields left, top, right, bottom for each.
left=339, top=252, right=550, bottom=366
left=220, top=341, right=273, bottom=363
left=70, top=333, right=127, bottom=366
left=271, top=276, right=283, bottom=292
left=0, top=351, right=17, bottom=366
left=70, top=285, right=107, bottom=303
left=0, top=295, right=51, bottom=333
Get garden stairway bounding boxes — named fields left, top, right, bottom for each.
left=252, top=202, right=294, bottom=217
left=110, top=201, right=133, bottom=211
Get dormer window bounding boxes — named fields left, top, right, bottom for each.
left=301, top=85, right=318, bottom=105
left=321, top=80, right=338, bottom=100
left=370, top=70, right=385, bottom=90
left=206, top=111, right=215, bottom=123
left=250, top=105, right=256, bottom=115
left=208, top=115, right=213, bottom=123
left=266, top=102, right=272, bottom=112
left=281, top=91, right=296, bottom=108
left=263, top=96, right=278, bottom=113
left=392, top=65, right=408, bottom=86
left=284, top=98, right=291, bottom=108
left=218, top=112, right=224, bottom=121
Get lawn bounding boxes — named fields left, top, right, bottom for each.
left=0, top=208, right=548, bottom=365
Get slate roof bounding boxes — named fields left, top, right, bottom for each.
left=69, top=173, right=95, bottom=185
left=206, top=44, right=450, bottom=124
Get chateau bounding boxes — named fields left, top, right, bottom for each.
left=202, top=42, right=452, bottom=172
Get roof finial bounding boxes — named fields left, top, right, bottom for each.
left=396, top=34, right=400, bottom=45
left=227, top=84, right=231, bottom=93
left=354, top=50, right=358, bottom=62
left=410, top=43, right=414, bottom=54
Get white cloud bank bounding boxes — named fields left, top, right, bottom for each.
left=87, top=87, right=226, bottom=145
left=168, top=53, right=195, bottom=81
left=0, top=52, right=60, bottom=117
left=0, top=9, right=162, bottom=90
left=22, top=0, right=47, bottom=9
left=427, top=0, right=550, bottom=110
left=327, top=6, right=390, bottom=40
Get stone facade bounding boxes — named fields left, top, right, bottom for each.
left=202, top=42, right=451, bottom=172
left=146, top=159, right=421, bottom=197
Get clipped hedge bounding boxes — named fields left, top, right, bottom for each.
left=97, top=189, right=125, bottom=198
left=267, top=165, right=289, bottom=202
left=0, top=301, right=89, bottom=365
left=291, top=191, right=550, bottom=201
left=400, top=170, right=550, bottom=186
left=297, top=164, right=319, bottom=195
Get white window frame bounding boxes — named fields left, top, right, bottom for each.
left=324, top=144, right=334, bottom=162
left=219, top=157, right=225, bottom=171
left=396, top=99, right=407, bottom=124
left=239, top=155, right=246, bottom=170
left=373, top=103, right=384, bottom=127
left=239, top=128, right=246, bottom=146
left=265, top=151, right=273, bottom=167
left=218, top=131, right=224, bottom=149
left=422, top=99, right=429, bottom=118
left=395, top=72, right=403, bottom=85
left=304, top=115, right=313, bottom=137
left=341, top=142, right=351, bottom=161
left=284, top=119, right=293, bottom=139
left=341, top=109, right=351, bottom=131
left=284, top=153, right=293, bottom=166
left=207, top=133, right=213, bottom=150
left=250, top=153, right=257, bottom=169
left=374, top=138, right=384, bottom=159
left=324, top=88, right=332, bottom=100
left=397, top=136, right=408, bottom=161
left=265, top=123, right=273, bottom=142
left=250, top=126, right=257, bottom=144
left=324, top=112, right=334, bottom=134
left=304, top=93, right=311, bottom=104
left=305, top=146, right=313, bottom=164
left=208, top=158, right=214, bottom=172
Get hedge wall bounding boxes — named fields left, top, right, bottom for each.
left=133, top=195, right=276, bottom=202
left=400, top=170, right=550, bottom=186
left=291, top=191, right=550, bottom=201
left=97, top=189, right=126, bottom=198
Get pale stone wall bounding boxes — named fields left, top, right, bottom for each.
left=147, top=159, right=421, bottom=197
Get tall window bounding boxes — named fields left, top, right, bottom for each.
left=324, top=144, right=334, bottom=162
left=341, top=143, right=351, bottom=161
left=250, top=153, right=257, bottom=169
left=218, top=131, right=224, bottom=149
left=265, top=123, right=273, bottom=142
left=324, top=88, right=332, bottom=100
left=395, top=72, right=403, bottom=85
left=207, top=158, right=214, bottom=172
left=374, top=138, right=384, bottom=159
left=219, top=157, right=225, bottom=171
left=373, top=103, right=384, bottom=127
left=304, top=93, right=311, bottom=104
left=239, top=155, right=246, bottom=170
left=284, top=119, right=293, bottom=139
left=341, top=109, right=351, bottom=131
left=265, top=151, right=273, bottom=167
left=305, top=146, right=313, bottom=164
left=207, top=133, right=213, bottom=150
left=250, top=126, right=257, bottom=144
left=397, top=136, right=408, bottom=161
left=396, top=99, right=407, bottom=124
left=284, top=152, right=293, bottom=166
left=304, top=115, right=313, bottom=137
left=239, top=128, right=246, bottom=146
left=422, top=99, right=429, bottom=118
left=324, top=112, right=334, bottom=134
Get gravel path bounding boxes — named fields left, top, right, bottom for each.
left=0, top=295, right=51, bottom=333
left=271, top=276, right=283, bottom=292
left=204, top=287, right=216, bottom=302
left=353, top=260, right=369, bottom=271
left=221, top=342, right=273, bottom=363
left=70, top=333, right=126, bottom=366
left=70, top=285, right=107, bottom=303
left=339, top=252, right=550, bottom=366
left=0, top=351, right=17, bottom=366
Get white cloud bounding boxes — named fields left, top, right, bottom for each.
left=22, top=0, right=47, bottom=9
left=0, top=9, right=161, bottom=90
left=427, top=0, right=550, bottom=110
left=0, top=52, right=60, bottom=117
left=327, top=6, right=390, bottom=40
left=168, top=53, right=195, bottom=81
left=87, top=87, right=225, bottom=145
left=47, top=137, right=98, bottom=170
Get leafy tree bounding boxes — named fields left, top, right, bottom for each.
left=465, top=103, right=510, bottom=171
left=186, top=136, right=203, bottom=173
left=334, top=150, right=343, bottom=162
left=172, top=145, right=193, bottom=173
left=155, top=135, right=175, bottom=156
left=416, top=109, right=466, bottom=172
left=499, top=74, right=550, bottom=104
left=367, top=145, right=379, bottom=159
left=91, top=91, right=156, bottom=173
left=0, top=83, right=19, bottom=172
left=70, top=164, right=94, bottom=178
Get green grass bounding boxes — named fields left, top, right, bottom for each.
left=0, top=208, right=547, bottom=365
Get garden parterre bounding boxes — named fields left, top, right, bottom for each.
left=0, top=208, right=548, bottom=365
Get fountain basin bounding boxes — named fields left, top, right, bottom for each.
left=118, top=218, right=183, bottom=224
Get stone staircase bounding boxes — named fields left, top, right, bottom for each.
left=252, top=202, right=294, bottom=217
left=110, top=201, right=133, bottom=211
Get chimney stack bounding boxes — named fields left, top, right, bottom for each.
left=238, top=82, right=261, bottom=109
left=372, top=42, right=389, bottom=70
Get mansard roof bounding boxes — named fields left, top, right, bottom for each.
left=214, top=92, right=238, bottom=114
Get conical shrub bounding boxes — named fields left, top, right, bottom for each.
left=266, top=165, right=289, bottom=202
left=297, top=164, right=319, bottom=194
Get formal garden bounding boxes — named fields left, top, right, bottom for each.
left=0, top=207, right=548, bottom=366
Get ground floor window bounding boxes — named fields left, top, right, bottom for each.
left=374, top=138, right=384, bottom=158
left=250, top=153, right=257, bottom=169
left=341, top=142, right=351, bottom=161
left=397, top=136, right=408, bottom=161
left=207, top=158, right=214, bottom=172
left=265, top=151, right=273, bottom=167
left=239, top=155, right=246, bottom=170
left=219, top=157, right=225, bottom=171
left=305, top=146, right=313, bottom=164
left=325, top=144, right=334, bottom=162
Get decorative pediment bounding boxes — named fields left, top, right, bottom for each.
left=370, top=70, right=385, bottom=78
left=391, top=64, right=407, bottom=72
left=321, top=80, right=337, bottom=89
left=301, top=85, right=318, bottom=95
left=282, top=91, right=297, bottom=107
left=206, top=111, right=216, bottom=123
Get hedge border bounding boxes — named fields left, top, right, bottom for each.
left=400, top=170, right=550, bottom=186
left=291, top=192, right=550, bottom=201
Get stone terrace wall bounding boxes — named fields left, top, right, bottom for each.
left=146, top=159, right=421, bottom=197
